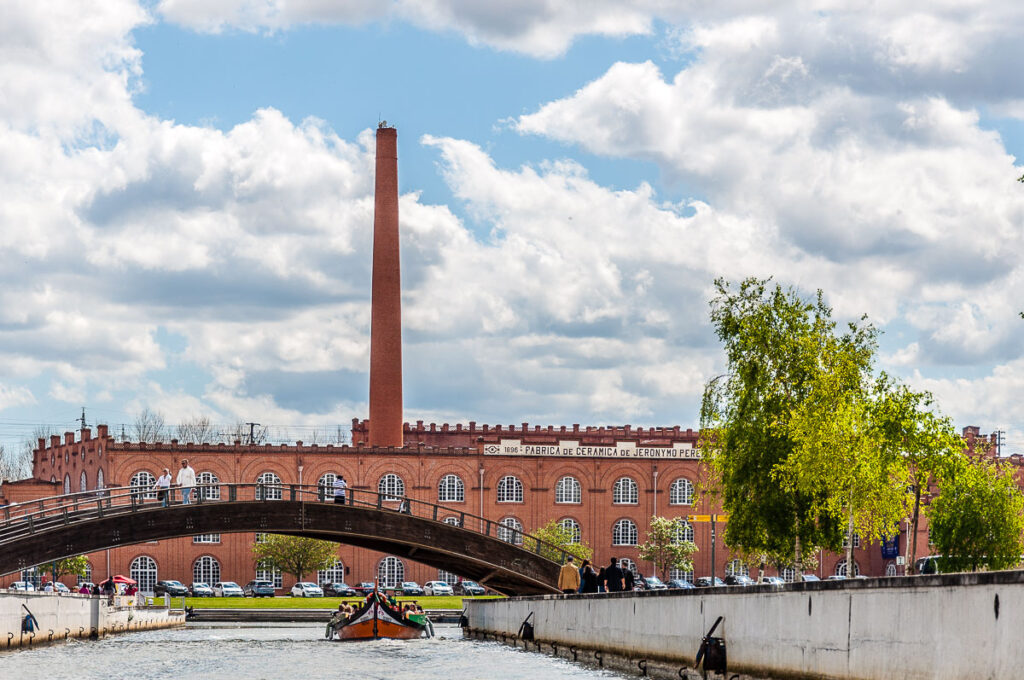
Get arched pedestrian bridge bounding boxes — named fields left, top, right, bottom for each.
left=0, top=484, right=567, bottom=595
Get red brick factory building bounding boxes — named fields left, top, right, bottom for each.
left=0, top=124, right=1008, bottom=592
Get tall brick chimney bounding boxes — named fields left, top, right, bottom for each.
left=368, top=124, right=404, bottom=447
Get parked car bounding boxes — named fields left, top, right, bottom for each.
left=290, top=582, right=324, bottom=597
left=801, top=574, right=820, bottom=582
left=639, top=577, right=668, bottom=590
left=52, top=582, right=71, bottom=594
left=190, top=582, right=214, bottom=597
left=323, top=582, right=357, bottom=597
left=666, top=579, right=695, bottom=590
left=354, top=582, right=376, bottom=595
left=400, top=581, right=424, bottom=596
left=453, top=580, right=486, bottom=596
left=826, top=575, right=846, bottom=581
left=915, top=555, right=942, bottom=575
left=724, top=574, right=755, bottom=586
left=243, top=580, right=276, bottom=597
left=694, top=577, right=726, bottom=588
left=154, top=580, right=189, bottom=597
left=9, top=581, right=35, bottom=591
left=213, top=581, right=244, bottom=597
left=423, top=581, right=453, bottom=596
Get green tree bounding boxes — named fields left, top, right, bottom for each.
left=870, top=383, right=964, bottom=574
left=700, top=278, right=847, bottom=578
left=530, top=519, right=593, bottom=563
left=50, top=555, right=90, bottom=582
left=251, top=535, right=339, bottom=583
left=927, top=454, right=1024, bottom=573
left=637, top=516, right=697, bottom=581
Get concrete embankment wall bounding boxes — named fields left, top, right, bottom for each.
left=1, top=591, right=185, bottom=650
left=465, top=571, right=1024, bottom=680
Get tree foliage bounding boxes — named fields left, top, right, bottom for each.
left=530, top=519, right=593, bottom=563
left=51, top=555, right=90, bottom=581
left=700, top=278, right=847, bottom=573
left=251, top=535, right=340, bottom=582
left=928, top=455, right=1024, bottom=573
left=637, top=516, right=697, bottom=581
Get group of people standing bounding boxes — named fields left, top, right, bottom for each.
left=558, top=556, right=640, bottom=594
left=152, top=460, right=197, bottom=506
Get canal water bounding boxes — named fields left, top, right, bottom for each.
left=0, top=623, right=630, bottom=680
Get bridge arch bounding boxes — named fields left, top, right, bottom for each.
left=0, top=486, right=564, bottom=595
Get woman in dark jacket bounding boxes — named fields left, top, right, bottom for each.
left=579, top=561, right=599, bottom=594
left=596, top=566, right=607, bottom=593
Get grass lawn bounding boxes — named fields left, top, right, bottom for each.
left=185, top=595, right=501, bottom=610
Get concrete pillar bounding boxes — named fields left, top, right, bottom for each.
left=368, top=124, right=404, bottom=447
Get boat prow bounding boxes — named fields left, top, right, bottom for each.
left=327, top=593, right=430, bottom=641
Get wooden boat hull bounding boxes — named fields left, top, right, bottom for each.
left=330, top=599, right=427, bottom=641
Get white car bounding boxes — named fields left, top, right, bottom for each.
left=423, top=581, right=453, bottom=596
left=290, top=582, right=323, bottom=597
left=213, top=581, right=244, bottom=597
left=53, top=582, right=71, bottom=594
left=8, top=581, right=35, bottom=592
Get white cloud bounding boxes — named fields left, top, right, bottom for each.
left=0, top=384, right=36, bottom=412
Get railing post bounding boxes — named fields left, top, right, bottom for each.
left=376, top=494, right=383, bottom=509
left=432, top=504, right=438, bottom=521
left=484, top=519, right=491, bottom=536
left=131, top=493, right=137, bottom=511
left=62, top=508, right=69, bottom=526
left=27, top=515, right=34, bottom=534
left=96, top=499, right=104, bottom=518
left=459, top=512, right=465, bottom=528
left=229, top=485, right=237, bottom=502
left=289, top=485, right=296, bottom=501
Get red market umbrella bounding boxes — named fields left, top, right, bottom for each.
left=102, top=575, right=136, bottom=585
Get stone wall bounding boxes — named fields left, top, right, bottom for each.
left=464, top=571, right=1024, bottom=680
left=0, top=591, right=184, bottom=650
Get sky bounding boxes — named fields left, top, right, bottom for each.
left=1, top=1, right=1023, bottom=454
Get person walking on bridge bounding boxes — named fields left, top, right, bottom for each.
left=177, top=459, right=196, bottom=504
left=333, top=475, right=348, bottom=504
left=154, top=468, right=172, bottom=506
left=558, top=555, right=580, bottom=594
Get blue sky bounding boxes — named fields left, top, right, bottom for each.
left=1, top=1, right=1023, bottom=458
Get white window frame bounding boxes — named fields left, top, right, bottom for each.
left=197, top=471, right=220, bottom=500
left=835, top=559, right=860, bottom=577
left=79, top=471, right=88, bottom=493
left=78, top=563, right=93, bottom=586
left=669, top=478, right=694, bottom=505
left=559, top=517, right=582, bottom=544
left=438, top=474, right=465, bottom=503
left=668, top=568, right=694, bottom=582
left=318, top=473, right=337, bottom=500
left=612, top=477, right=638, bottom=505
left=555, top=476, right=581, bottom=504
left=130, top=471, right=157, bottom=500
left=255, top=563, right=282, bottom=588
left=193, top=556, right=221, bottom=585
left=378, top=556, right=405, bottom=588
left=256, top=472, right=283, bottom=500
left=379, top=473, right=405, bottom=501
left=496, top=475, right=524, bottom=503
left=672, top=519, right=694, bottom=544
left=130, top=556, right=158, bottom=594
left=612, top=518, right=638, bottom=545
left=318, top=559, right=345, bottom=585
left=193, top=534, right=221, bottom=544
left=726, top=559, right=749, bottom=577
left=498, top=517, right=524, bottom=545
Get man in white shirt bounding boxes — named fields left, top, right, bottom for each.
left=177, top=459, right=197, bottom=504
left=333, top=476, right=347, bottom=504
left=154, top=468, right=172, bottom=506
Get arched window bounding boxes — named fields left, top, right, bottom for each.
left=378, top=556, right=405, bottom=588
left=80, top=446, right=86, bottom=460
left=496, top=475, right=523, bottom=503
left=619, top=558, right=637, bottom=575
left=63, top=474, right=71, bottom=495
left=669, top=567, right=694, bottom=582
left=781, top=566, right=796, bottom=582
left=559, top=517, right=581, bottom=544
left=78, top=563, right=93, bottom=586
left=96, top=468, right=104, bottom=489
left=555, top=476, right=581, bottom=504
left=130, top=471, right=156, bottom=500
left=130, top=556, right=158, bottom=594
left=197, top=471, right=220, bottom=500
left=318, top=473, right=337, bottom=500
left=255, top=562, right=282, bottom=588
left=438, top=474, right=465, bottom=503
left=256, top=472, right=282, bottom=500
left=612, top=519, right=638, bottom=545
left=726, top=559, right=749, bottom=577
left=318, top=559, right=345, bottom=585
left=378, top=473, right=405, bottom=501
left=443, top=516, right=462, bottom=527
left=438, top=569, right=459, bottom=585
left=79, top=470, right=88, bottom=493
left=669, top=478, right=694, bottom=505
left=672, top=519, right=694, bottom=544
left=193, top=556, right=220, bottom=585
left=498, top=517, right=524, bottom=545
left=612, top=477, right=638, bottom=504
left=835, top=559, right=860, bottom=577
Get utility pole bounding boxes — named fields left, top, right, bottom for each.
left=246, top=422, right=261, bottom=446
left=78, top=407, right=88, bottom=431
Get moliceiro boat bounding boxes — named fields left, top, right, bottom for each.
left=326, top=589, right=432, bottom=641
